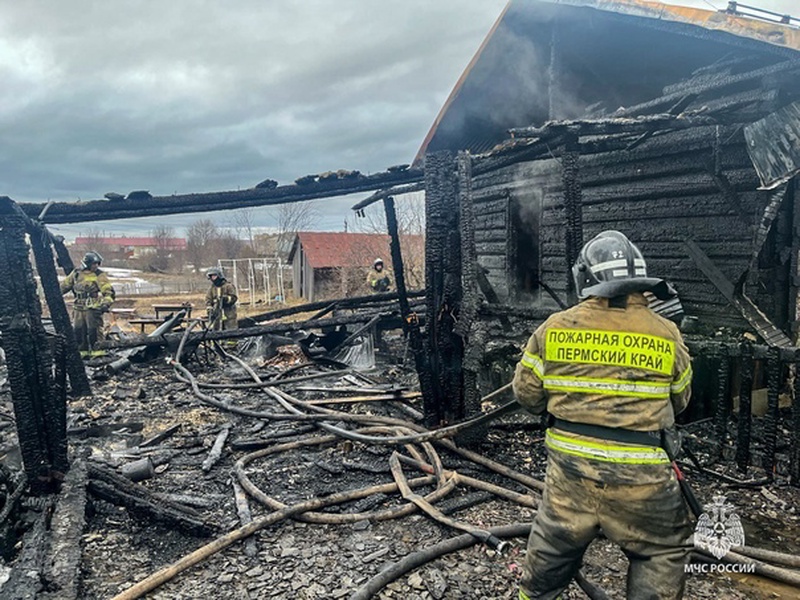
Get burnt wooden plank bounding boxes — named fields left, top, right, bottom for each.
left=472, top=197, right=510, bottom=214
left=582, top=193, right=761, bottom=222
left=475, top=229, right=509, bottom=243
left=543, top=240, right=754, bottom=259
left=87, top=462, right=217, bottom=536
left=476, top=241, right=509, bottom=256
left=474, top=212, right=508, bottom=230
left=477, top=255, right=507, bottom=271
left=41, top=460, right=88, bottom=600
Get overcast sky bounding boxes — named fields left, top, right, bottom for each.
left=0, top=0, right=797, bottom=240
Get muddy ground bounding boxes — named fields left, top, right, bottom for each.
left=2, top=332, right=799, bottom=599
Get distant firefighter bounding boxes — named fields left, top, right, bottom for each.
left=367, top=258, right=392, bottom=293
left=205, top=267, right=238, bottom=335
left=60, top=251, right=115, bottom=356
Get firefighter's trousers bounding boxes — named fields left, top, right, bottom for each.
left=520, top=459, right=693, bottom=600
left=73, top=308, right=104, bottom=352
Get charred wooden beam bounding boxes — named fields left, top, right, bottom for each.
left=562, top=135, right=583, bottom=304
left=684, top=239, right=793, bottom=347
left=509, top=114, right=717, bottom=140
left=87, top=462, right=216, bottom=536
left=735, top=342, right=754, bottom=473
left=6, top=201, right=86, bottom=393
left=1, top=500, right=51, bottom=597
left=475, top=268, right=513, bottom=330
left=51, top=234, right=74, bottom=275
left=383, top=197, right=431, bottom=413
left=455, top=153, right=484, bottom=438
left=762, top=347, right=782, bottom=477
left=18, top=168, right=423, bottom=225
left=201, top=425, right=230, bottom=473
left=232, top=481, right=257, bottom=557
left=241, top=290, right=424, bottom=326
left=0, top=197, right=68, bottom=493
left=424, top=151, right=465, bottom=426
left=98, top=310, right=410, bottom=350
left=40, top=459, right=88, bottom=600
left=28, top=219, right=91, bottom=396
left=352, top=181, right=425, bottom=212
left=616, top=58, right=800, bottom=118
left=714, top=349, right=730, bottom=460
left=792, top=370, right=800, bottom=486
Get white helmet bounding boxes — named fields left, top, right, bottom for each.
left=572, top=231, right=668, bottom=299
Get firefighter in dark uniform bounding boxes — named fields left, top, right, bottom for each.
left=514, top=231, right=693, bottom=600
left=205, top=267, right=238, bottom=332
left=60, top=251, right=116, bottom=356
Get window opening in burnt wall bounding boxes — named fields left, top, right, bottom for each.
left=755, top=183, right=796, bottom=332
left=509, top=189, right=541, bottom=301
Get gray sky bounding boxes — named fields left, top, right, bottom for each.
left=0, top=0, right=797, bottom=240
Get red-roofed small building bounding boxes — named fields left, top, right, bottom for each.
left=288, top=232, right=423, bottom=301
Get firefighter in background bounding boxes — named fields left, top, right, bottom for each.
left=367, top=258, right=392, bottom=293
left=205, top=267, right=238, bottom=334
left=60, top=251, right=115, bottom=357
left=514, top=231, right=693, bottom=600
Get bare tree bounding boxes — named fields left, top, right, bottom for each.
left=230, top=208, right=258, bottom=254
left=74, top=227, right=111, bottom=265
left=149, top=225, right=175, bottom=272
left=216, top=229, right=244, bottom=260
left=276, top=202, right=319, bottom=259
left=353, top=192, right=426, bottom=288
left=186, top=219, right=218, bottom=272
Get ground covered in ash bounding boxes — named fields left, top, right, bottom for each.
left=2, top=335, right=800, bottom=600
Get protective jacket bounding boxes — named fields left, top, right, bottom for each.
left=60, top=267, right=115, bottom=311
left=206, top=280, right=238, bottom=330
left=513, top=293, right=692, bottom=485
left=367, top=268, right=392, bottom=293
left=514, top=293, right=694, bottom=600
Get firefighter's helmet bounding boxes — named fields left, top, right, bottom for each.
left=572, top=231, right=667, bottom=300
left=81, top=251, right=103, bottom=269
left=373, top=258, right=384, bottom=268
left=206, top=267, right=224, bottom=280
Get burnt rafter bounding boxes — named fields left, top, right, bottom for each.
left=351, top=182, right=425, bottom=212
left=508, top=113, right=718, bottom=140
left=615, top=57, right=800, bottom=118
left=16, top=168, right=423, bottom=225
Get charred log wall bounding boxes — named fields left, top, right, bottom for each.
left=471, top=124, right=788, bottom=334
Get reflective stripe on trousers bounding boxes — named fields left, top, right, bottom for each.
left=545, top=429, right=669, bottom=464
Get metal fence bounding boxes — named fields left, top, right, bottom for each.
left=218, top=257, right=289, bottom=306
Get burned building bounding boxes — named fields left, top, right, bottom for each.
left=413, top=0, right=800, bottom=478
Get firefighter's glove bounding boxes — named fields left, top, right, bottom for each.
left=99, top=303, right=111, bottom=313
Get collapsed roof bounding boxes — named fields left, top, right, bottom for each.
left=416, top=0, right=800, bottom=161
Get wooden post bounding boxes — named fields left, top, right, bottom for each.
left=383, top=196, right=435, bottom=416
left=424, top=151, right=465, bottom=426
left=28, top=220, right=91, bottom=396
left=562, top=135, right=583, bottom=304
left=0, top=197, right=68, bottom=493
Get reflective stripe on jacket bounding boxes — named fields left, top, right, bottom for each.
left=60, top=268, right=115, bottom=309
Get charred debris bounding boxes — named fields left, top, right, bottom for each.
left=3, top=1, right=800, bottom=598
